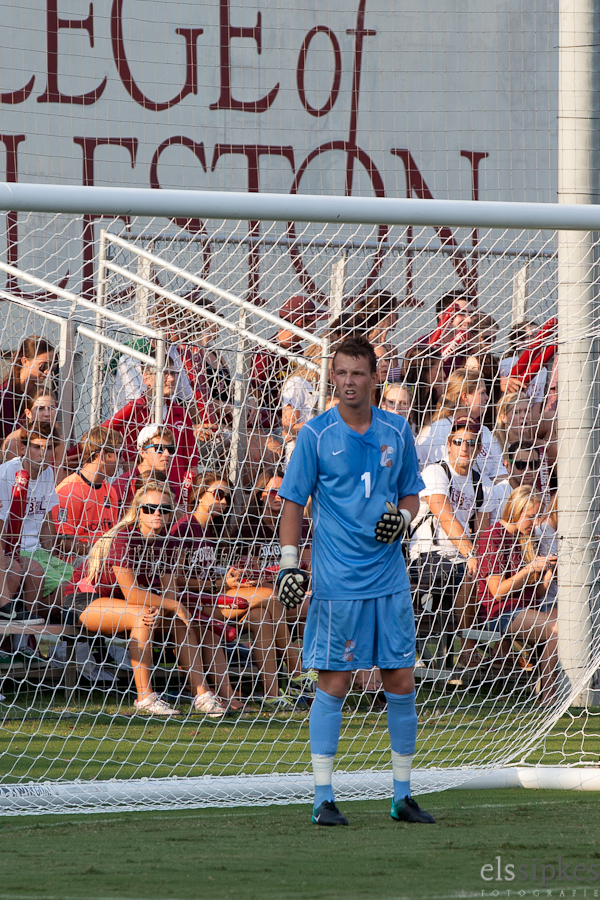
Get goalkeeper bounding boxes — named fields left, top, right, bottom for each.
left=278, top=335, right=435, bottom=827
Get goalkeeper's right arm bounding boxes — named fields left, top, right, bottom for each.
left=277, top=499, right=308, bottom=610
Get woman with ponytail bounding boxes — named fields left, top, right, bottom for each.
left=415, top=368, right=506, bottom=479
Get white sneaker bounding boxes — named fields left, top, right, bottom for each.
left=134, top=692, right=180, bottom=716
left=193, top=691, right=226, bottom=717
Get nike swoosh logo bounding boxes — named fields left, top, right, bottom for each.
left=332, top=450, right=344, bottom=456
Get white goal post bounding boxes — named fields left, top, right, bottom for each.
left=0, top=184, right=598, bottom=815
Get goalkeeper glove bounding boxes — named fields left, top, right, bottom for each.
left=277, top=545, right=309, bottom=610
left=374, top=503, right=412, bottom=544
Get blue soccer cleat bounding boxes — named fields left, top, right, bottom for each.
left=390, top=796, right=436, bottom=824
left=311, top=800, right=349, bottom=826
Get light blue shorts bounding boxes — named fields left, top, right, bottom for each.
left=302, top=592, right=416, bottom=672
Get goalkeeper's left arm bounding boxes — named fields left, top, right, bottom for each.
left=277, top=499, right=309, bottom=609
left=374, top=494, right=420, bottom=544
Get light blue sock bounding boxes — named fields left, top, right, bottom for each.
left=385, top=690, right=417, bottom=803
left=309, top=688, right=344, bottom=807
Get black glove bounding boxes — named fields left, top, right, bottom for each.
left=276, top=568, right=309, bottom=610
left=374, top=502, right=412, bottom=544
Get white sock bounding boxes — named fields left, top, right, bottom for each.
left=312, top=753, right=335, bottom=785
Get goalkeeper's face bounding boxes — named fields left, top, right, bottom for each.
left=332, top=353, right=377, bottom=411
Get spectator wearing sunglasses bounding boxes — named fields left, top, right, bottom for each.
left=491, top=441, right=541, bottom=525
left=172, top=472, right=303, bottom=710
left=239, top=470, right=311, bottom=616
left=495, top=392, right=556, bottom=507
left=0, top=337, right=58, bottom=442
left=410, top=418, right=496, bottom=669
left=65, top=481, right=226, bottom=717
left=112, top=426, right=179, bottom=513
left=104, top=367, right=199, bottom=503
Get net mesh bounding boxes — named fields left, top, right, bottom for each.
left=0, top=209, right=597, bottom=814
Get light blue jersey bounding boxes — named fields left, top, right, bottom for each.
left=279, top=405, right=425, bottom=601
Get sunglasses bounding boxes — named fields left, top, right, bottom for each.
left=208, top=489, right=230, bottom=502
left=451, top=438, right=478, bottom=448
left=143, top=444, right=175, bottom=454
left=35, top=361, right=56, bottom=374
left=140, top=504, right=174, bottom=515
left=261, top=489, right=281, bottom=499
left=511, top=458, right=541, bottom=471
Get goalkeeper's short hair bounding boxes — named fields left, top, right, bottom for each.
left=332, top=334, right=378, bottom=374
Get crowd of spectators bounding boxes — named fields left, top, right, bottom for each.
left=0, top=288, right=561, bottom=713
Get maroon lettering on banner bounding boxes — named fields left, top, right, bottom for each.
left=0, top=134, right=69, bottom=298
left=150, top=136, right=211, bottom=276
left=73, top=137, right=138, bottom=298
left=460, top=150, right=489, bottom=302
left=296, top=26, right=342, bottom=117
left=111, top=0, right=203, bottom=112
left=288, top=2, right=384, bottom=305
left=287, top=141, right=387, bottom=305
left=37, top=1, right=107, bottom=104
left=391, top=148, right=477, bottom=299
left=211, top=144, right=295, bottom=303
left=1, top=76, right=35, bottom=105
left=345, top=0, right=377, bottom=197
left=209, top=0, right=279, bottom=113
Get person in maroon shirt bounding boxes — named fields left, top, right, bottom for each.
left=0, top=336, right=57, bottom=441
left=172, top=471, right=303, bottom=710
left=103, top=364, right=199, bottom=499
left=66, top=481, right=226, bottom=717
left=477, top=484, right=558, bottom=704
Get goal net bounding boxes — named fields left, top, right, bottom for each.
left=0, top=198, right=598, bottom=815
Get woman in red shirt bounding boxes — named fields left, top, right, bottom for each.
left=68, top=481, right=226, bottom=717
left=477, top=485, right=558, bottom=704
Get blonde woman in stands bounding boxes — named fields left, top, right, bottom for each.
left=70, top=481, right=226, bottom=717
left=477, top=485, right=558, bottom=705
left=415, top=368, right=506, bottom=480
left=380, top=383, right=417, bottom=436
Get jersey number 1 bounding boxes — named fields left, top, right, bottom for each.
left=361, top=471, right=371, bottom=498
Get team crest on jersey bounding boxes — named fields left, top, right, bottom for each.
left=380, top=445, right=394, bottom=468
left=342, top=640, right=356, bottom=662
left=56, top=508, right=68, bottom=523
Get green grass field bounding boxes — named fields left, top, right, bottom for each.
left=1, top=700, right=598, bottom=783
left=0, top=789, right=599, bottom=899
